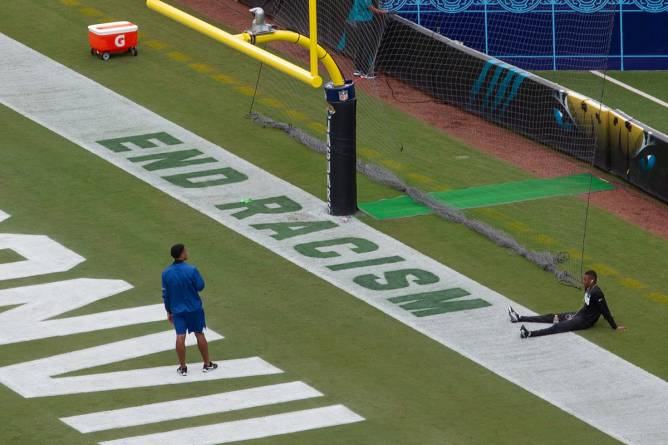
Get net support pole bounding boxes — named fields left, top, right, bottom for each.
left=325, top=80, right=357, bottom=216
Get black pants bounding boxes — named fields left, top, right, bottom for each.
left=520, top=312, right=592, bottom=337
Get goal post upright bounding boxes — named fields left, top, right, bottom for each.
left=309, top=0, right=319, bottom=79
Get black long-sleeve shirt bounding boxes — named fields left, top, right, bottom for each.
left=574, top=285, right=618, bottom=329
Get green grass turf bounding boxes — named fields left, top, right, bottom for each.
left=606, top=71, right=668, bottom=102
left=0, top=89, right=619, bottom=445
left=1, top=0, right=667, bottom=443
left=539, top=71, right=668, bottom=135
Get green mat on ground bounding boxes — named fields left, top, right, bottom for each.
left=359, top=173, right=614, bottom=220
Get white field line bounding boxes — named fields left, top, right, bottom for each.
left=590, top=70, right=668, bottom=109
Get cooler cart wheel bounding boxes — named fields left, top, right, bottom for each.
left=90, top=48, right=95, bottom=56
left=102, top=52, right=110, bottom=61
left=130, top=47, right=138, bottom=56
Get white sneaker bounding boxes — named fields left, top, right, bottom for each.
left=352, top=70, right=362, bottom=77
left=177, top=366, right=188, bottom=376
left=508, top=306, right=520, bottom=323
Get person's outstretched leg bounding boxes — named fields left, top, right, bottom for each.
left=509, top=306, right=558, bottom=324
left=525, top=317, right=591, bottom=338
left=519, top=313, right=557, bottom=323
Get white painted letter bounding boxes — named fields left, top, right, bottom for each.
left=61, top=382, right=322, bottom=433
left=0, top=279, right=167, bottom=345
left=0, top=330, right=286, bottom=397
left=98, top=405, right=364, bottom=445
left=0, top=234, right=84, bottom=281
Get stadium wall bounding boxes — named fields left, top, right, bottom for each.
left=239, top=1, right=668, bottom=204
left=389, top=1, right=668, bottom=71
left=375, top=16, right=668, bottom=204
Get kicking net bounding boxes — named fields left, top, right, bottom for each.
left=235, top=0, right=617, bottom=287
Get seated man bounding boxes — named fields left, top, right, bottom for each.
left=509, top=270, right=626, bottom=338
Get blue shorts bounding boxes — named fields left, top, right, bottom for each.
left=172, top=308, right=206, bottom=335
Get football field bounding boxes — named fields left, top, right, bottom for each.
left=1, top=1, right=668, bottom=444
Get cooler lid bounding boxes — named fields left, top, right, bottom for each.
left=88, top=21, right=138, bottom=35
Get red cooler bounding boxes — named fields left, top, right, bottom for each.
left=88, top=21, right=138, bottom=60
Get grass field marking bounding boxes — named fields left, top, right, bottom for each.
left=308, top=121, right=327, bottom=132
left=0, top=209, right=359, bottom=443
left=188, top=62, right=215, bottom=74
left=61, top=381, right=323, bottom=433
left=258, top=96, right=285, bottom=108
left=94, top=131, right=489, bottom=316
left=144, top=39, right=169, bottom=50
left=210, top=72, right=240, bottom=85
left=4, top=33, right=668, bottom=444
left=78, top=6, right=103, bottom=17
left=380, top=158, right=405, bottom=171
left=591, top=70, right=668, bottom=110
left=236, top=85, right=258, bottom=97
left=0, top=278, right=167, bottom=345
left=98, top=405, right=364, bottom=445
left=590, top=262, right=620, bottom=277
left=0, top=330, right=226, bottom=398
left=618, top=277, right=648, bottom=290
left=648, top=292, right=668, bottom=304
left=0, top=232, right=85, bottom=281
left=406, top=172, right=443, bottom=188
left=166, top=50, right=191, bottom=62
left=358, top=146, right=381, bottom=159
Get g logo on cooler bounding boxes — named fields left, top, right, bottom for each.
left=114, top=34, right=125, bottom=48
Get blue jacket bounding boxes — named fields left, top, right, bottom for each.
left=162, top=261, right=205, bottom=314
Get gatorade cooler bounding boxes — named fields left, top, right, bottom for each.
left=88, top=21, right=138, bottom=61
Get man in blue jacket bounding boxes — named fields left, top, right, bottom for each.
left=162, top=243, right=217, bottom=376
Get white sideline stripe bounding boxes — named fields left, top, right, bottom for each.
left=98, top=405, right=364, bottom=445
left=590, top=70, right=668, bottom=109
left=2, top=33, right=668, bottom=444
left=61, top=381, right=323, bottom=433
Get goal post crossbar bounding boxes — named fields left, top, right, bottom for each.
left=146, top=0, right=344, bottom=88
